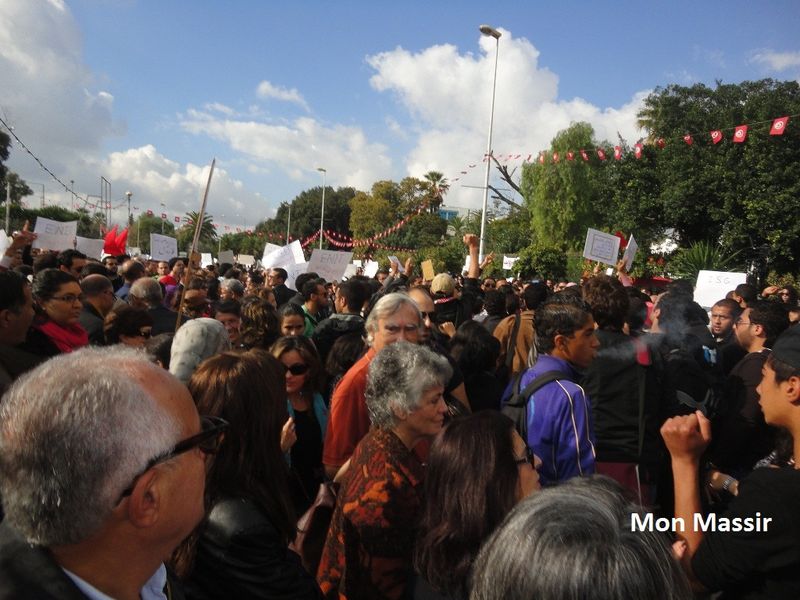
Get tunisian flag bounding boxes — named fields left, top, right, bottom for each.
left=683, top=134, right=693, bottom=145
left=580, top=149, right=589, bottom=161
left=710, top=130, right=723, bottom=144
left=733, top=125, right=748, bottom=143
left=634, top=143, right=643, bottom=159
left=770, top=117, right=789, bottom=135
left=613, top=146, right=622, bottom=160
left=596, top=148, right=607, bottom=160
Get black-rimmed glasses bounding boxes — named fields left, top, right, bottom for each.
left=117, top=415, right=228, bottom=500
left=514, top=446, right=535, bottom=466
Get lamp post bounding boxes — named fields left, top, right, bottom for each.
left=317, top=167, right=326, bottom=250
left=286, top=202, right=292, bottom=244
left=478, top=24, right=501, bottom=262
left=160, top=203, right=166, bottom=234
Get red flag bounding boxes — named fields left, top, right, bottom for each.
left=634, top=143, right=643, bottom=159
left=553, top=152, right=559, bottom=163
left=656, top=138, right=665, bottom=149
left=174, top=216, right=180, bottom=223
left=160, top=212, right=167, bottom=219
left=613, top=146, right=622, bottom=160
left=567, top=151, right=575, bottom=161
left=597, top=148, right=606, bottom=160
left=114, top=228, right=129, bottom=254
left=147, top=209, right=153, bottom=216
left=770, top=116, right=789, bottom=135
left=683, top=134, right=693, bottom=145
left=538, top=153, right=545, bottom=164
left=525, top=154, right=532, bottom=162
left=710, top=130, right=723, bottom=144
left=580, top=149, right=589, bottom=161
left=733, top=125, right=748, bottom=143
left=102, top=226, right=119, bottom=255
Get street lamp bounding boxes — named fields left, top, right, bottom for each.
left=160, top=202, right=166, bottom=233
left=478, top=24, right=501, bottom=261
left=317, top=167, right=326, bottom=250
left=286, top=202, right=292, bottom=244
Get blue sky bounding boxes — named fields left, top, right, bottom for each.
left=2, top=0, right=798, bottom=232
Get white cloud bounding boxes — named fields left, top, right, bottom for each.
left=366, top=29, right=648, bottom=208
left=749, top=49, right=800, bottom=72
left=179, top=109, right=393, bottom=192
left=256, top=80, right=310, bottom=111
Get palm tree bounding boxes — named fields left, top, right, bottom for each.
left=178, top=211, right=217, bottom=252
left=423, top=171, right=450, bottom=213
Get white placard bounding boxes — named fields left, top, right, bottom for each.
left=582, top=228, right=621, bottom=266
left=238, top=254, right=255, bottom=266
left=388, top=255, right=405, bottom=274
left=622, top=235, right=639, bottom=271
left=462, top=255, right=471, bottom=275
left=502, top=255, right=519, bottom=270
left=694, top=270, right=748, bottom=309
left=218, top=250, right=235, bottom=265
left=127, top=247, right=141, bottom=257
left=149, top=234, right=178, bottom=262
left=201, top=253, right=213, bottom=267
left=32, top=217, right=77, bottom=251
left=343, top=264, right=358, bottom=279
left=308, top=249, right=354, bottom=282
left=0, top=230, right=10, bottom=255
left=262, top=240, right=304, bottom=269
left=285, top=262, right=308, bottom=290
left=363, top=260, right=380, bottom=278
left=261, top=243, right=281, bottom=263
left=75, top=236, right=104, bottom=260
left=352, top=259, right=363, bottom=268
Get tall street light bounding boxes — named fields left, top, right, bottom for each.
left=286, top=202, right=292, bottom=244
left=478, top=24, right=501, bottom=262
left=317, top=167, right=326, bottom=250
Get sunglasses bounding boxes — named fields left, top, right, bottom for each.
left=514, top=446, right=536, bottom=466
left=118, top=415, right=228, bottom=500
left=284, top=363, right=310, bottom=376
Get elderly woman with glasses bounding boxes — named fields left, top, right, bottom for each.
left=22, top=268, right=89, bottom=356
left=317, top=341, right=451, bottom=600
left=175, top=349, right=323, bottom=600
left=103, top=304, right=154, bottom=347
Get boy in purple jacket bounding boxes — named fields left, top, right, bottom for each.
left=510, top=294, right=600, bottom=485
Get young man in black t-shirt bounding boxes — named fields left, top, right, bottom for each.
left=661, top=327, right=800, bottom=599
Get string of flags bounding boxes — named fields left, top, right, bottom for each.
left=322, top=230, right=415, bottom=253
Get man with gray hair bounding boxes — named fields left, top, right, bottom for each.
left=79, top=274, right=116, bottom=345
left=323, top=292, right=422, bottom=478
left=129, top=277, right=186, bottom=335
left=0, top=346, right=225, bottom=598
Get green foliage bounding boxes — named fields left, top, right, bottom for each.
left=131, top=214, right=175, bottom=253
left=420, top=237, right=467, bottom=275
left=516, top=243, right=568, bottom=280
left=668, top=241, right=743, bottom=280
left=257, top=186, right=355, bottom=246
left=176, top=211, right=217, bottom=253
left=486, top=208, right=533, bottom=254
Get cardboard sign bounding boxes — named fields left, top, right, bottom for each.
left=263, top=240, right=304, bottom=269
left=218, top=250, right=235, bottom=265
left=363, top=260, right=380, bottom=278
left=502, top=255, right=519, bottom=270
left=343, top=264, right=358, bottom=279
left=285, top=262, right=308, bottom=290
left=352, top=259, right=363, bottom=268
left=238, top=254, right=255, bottom=266
left=0, top=230, right=10, bottom=255
left=388, top=255, right=405, bottom=274
left=201, top=253, right=213, bottom=267
left=462, top=255, right=471, bottom=275
left=695, top=270, right=748, bottom=309
left=622, top=234, right=638, bottom=271
left=76, top=236, right=104, bottom=260
left=32, top=217, right=77, bottom=251
left=149, top=234, right=178, bottom=261
left=421, top=260, right=435, bottom=281
left=308, top=249, right=353, bottom=283
left=582, top=228, right=620, bottom=266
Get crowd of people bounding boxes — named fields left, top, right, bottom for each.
left=1, top=226, right=800, bottom=599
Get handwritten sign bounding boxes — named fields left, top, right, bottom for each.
left=32, top=217, right=77, bottom=251
left=502, top=255, right=519, bottom=270
left=343, top=264, right=358, bottom=279
left=76, top=236, right=104, bottom=260
left=695, top=270, right=748, bottom=309
left=363, top=260, right=380, bottom=278
left=285, top=262, right=308, bottom=290
left=582, top=228, right=620, bottom=266
left=150, top=233, right=178, bottom=261
left=263, top=240, right=304, bottom=269
left=308, top=249, right=353, bottom=283
left=352, top=259, right=363, bottom=268
left=421, top=260, right=435, bottom=281
left=261, top=243, right=281, bottom=263
left=622, top=234, right=638, bottom=271
left=388, top=255, right=405, bottom=274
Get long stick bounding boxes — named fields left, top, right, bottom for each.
left=175, top=158, right=216, bottom=332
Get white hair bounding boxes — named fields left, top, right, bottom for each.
left=0, top=347, right=180, bottom=546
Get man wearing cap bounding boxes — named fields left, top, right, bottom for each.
left=661, top=327, right=800, bottom=598
left=430, top=234, right=481, bottom=329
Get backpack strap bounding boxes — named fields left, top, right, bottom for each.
left=505, top=370, right=572, bottom=443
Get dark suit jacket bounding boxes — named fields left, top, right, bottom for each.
left=273, top=283, right=296, bottom=308
left=148, top=304, right=187, bottom=336
left=0, top=523, right=185, bottom=599
left=79, top=303, right=106, bottom=345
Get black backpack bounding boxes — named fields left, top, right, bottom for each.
left=502, top=370, right=574, bottom=442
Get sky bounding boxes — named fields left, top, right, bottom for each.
left=1, top=0, right=799, bottom=234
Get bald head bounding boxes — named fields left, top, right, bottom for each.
left=81, top=274, right=113, bottom=297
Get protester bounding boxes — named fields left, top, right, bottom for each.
left=0, top=347, right=213, bottom=598
left=301, top=278, right=329, bottom=336
left=312, top=279, right=368, bottom=363
left=56, top=249, right=88, bottom=279
left=129, top=276, right=186, bottom=335
left=323, top=332, right=367, bottom=401
left=176, top=349, right=322, bottom=599
left=0, top=271, right=40, bottom=394
left=494, top=282, right=550, bottom=376
left=78, top=273, right=116, bottom=345
left=22, top=268, right=89, bottom=356
left=103, top=304, right=154, bottom=347
left=214, top=299, right=241, bottom=345
left=269, top=267, right=296, bottom=308
left=169, top=318, right=230, bottom=384
left=412, top=411, right=540, bottom=600
left=116, top=259, right=145, bottom=301
left=239, top=296, right=280, bottom=349
left=280, top=302, right=308, bottom=337
left=219, top=277, right=245, bottom=302
left=272, top=335, right=328, bottom=512
left=146, top=332, right=174, bottom=370
left=449, top=321, right=505, bottom=412
left=318, top=342, right=450, bottom=599
left=469, top=476, right=691, bottom=600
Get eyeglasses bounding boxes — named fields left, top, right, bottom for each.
left=419, top=311, right=434, bottom=321
left=383, top=324, right=420, bottom=335
left=50, top=294, right=84, bottom=304
left=284, top=363, right=309, bottom=376
left=735, top=319, right=752, bottom=326
left=482, top=282, right=496, bottom=289
left=118, top=415, right=228, bottom=500
left=514, top=446, right=535, bottom=466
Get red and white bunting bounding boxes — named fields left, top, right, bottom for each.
left=733, top=125, right=748, bottom=143
left=634, top=143, right=643, bottom=159
left=683, top=134, right=693, bottom=145
left=614, top=146, right=622, bottom=160
left=770, top=116, right=789, bottom=135
left=710, top=130, right=723, bottom=144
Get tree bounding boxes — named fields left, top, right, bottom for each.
left=348, top=191, right=393, bottom=241
left=131, top=214, right=175, bottom=254
left=521, top=122, right=604, bottom=249
left=2, top=172, right=33, bottom=205
left=423, top=171, right=450, bottom=212
left=176, top=211, right=217, bottom=252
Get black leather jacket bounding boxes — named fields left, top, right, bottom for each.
left=184, top=497, right=322, bottom=600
